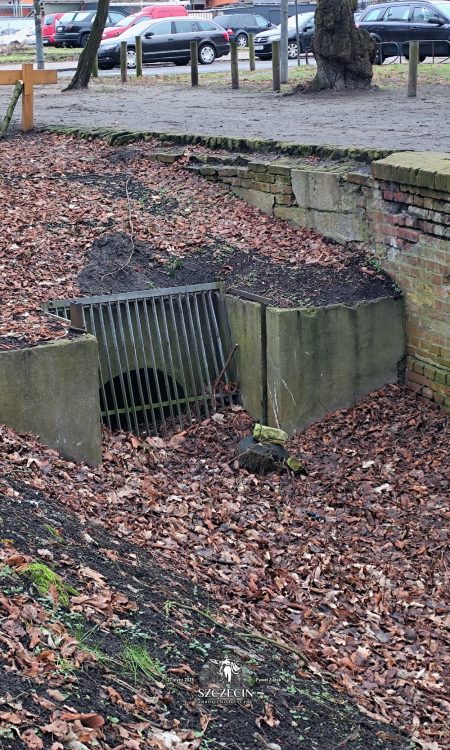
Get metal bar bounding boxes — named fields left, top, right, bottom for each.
left=142, top=299, right=167, bottom=430
left=176, top=293, right=202, bottom=423
left=45, top=283, right=221, bottom=309
left=107, top=303, right=133, bottom=433
left=134, top=299, right=158, bottom=434
left=124, top=299, right=150, bottom=434
left=183, top=293, right=210, bottom=418
left=193, top=292, right=213, bottom=403
left=168, top=293, right=193, bottom=424
left=98, top=303, right=123, bottom=430
left=207, top=291, right=231, bottom=390
left=87, top=304, right=111, bottom=430
left=151, top=296, right=176, bottom=429
left=159, top=295, right=184, bottom=426
left=201, top=291, right=224, bottom=409
left=115, top=301, right=139, bottom=434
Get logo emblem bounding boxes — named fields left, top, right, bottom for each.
left=198, top=654, right=252, bottom=705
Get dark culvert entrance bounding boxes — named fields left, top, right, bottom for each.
left=46, top=284, right=238, bottom=436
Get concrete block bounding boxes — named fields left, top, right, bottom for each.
left=232, top=186, right=275, bottom=215
left=224, top=295, right=263, bottom=421
left=0, top=335, right=102, bottom=465
left=266, top=298, right=405, bottom=435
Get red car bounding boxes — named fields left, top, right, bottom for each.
left=102, top=4, right=188, bottom=40
left=42, top=12, right=64, bottom=46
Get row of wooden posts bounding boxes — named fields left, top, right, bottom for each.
left=95, top=34, right=284, bottom=92
left=92, top=35, right=422, bottom=97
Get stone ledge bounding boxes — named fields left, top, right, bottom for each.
left=372, top=152, right=450, bottom=192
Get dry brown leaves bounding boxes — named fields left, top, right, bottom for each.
left=0, top=385, right=449, bottom=747
left=0, top=133, right=343, bottom=347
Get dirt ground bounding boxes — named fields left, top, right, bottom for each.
left=1, top=80, right=450, bottom=151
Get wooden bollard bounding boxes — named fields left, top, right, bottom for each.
left=190, top=41, right=199, bottom=87
left=407, top=41, right=419, bottom=97
left=272, top=39, right=281, bottom=92
left=120, top=41, right=128, bottom=83
left=248, top=33, right=255, bottom=72
left=136, top=36, right=143, bottom=78
left=92, top=54, right=98, bottom=78
left=230, top=40, right=239, bottom=89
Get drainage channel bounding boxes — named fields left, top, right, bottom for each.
left=46, top=283, right=238, bottom=436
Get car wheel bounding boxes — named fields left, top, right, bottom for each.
left=404, top=52, right=426, bottom=62
left=126, top=46, right=137, bottom=69
left=372, top=38, right=384, bottom=65
left=174, top=58, right=190, bottom=66
left=236, top=32, right=248, bottom=47
left=287, top=41, right=300, bottom=59
left=80, top=33, right=89, bottom=47
left=198, top=43, right=216, bottom=64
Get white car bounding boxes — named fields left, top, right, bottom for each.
left=0, top=23, right=35, bottom=46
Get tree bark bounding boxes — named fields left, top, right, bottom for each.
left=63, top=0, right=110, bottom=91
left=33, top=0, right=45, bottom=70
left=311, top=0, right=375, bottom=91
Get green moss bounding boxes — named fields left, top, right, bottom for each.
left=19, top=562, right=78, bottom=607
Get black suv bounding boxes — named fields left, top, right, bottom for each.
left=357, top=1, right=450, bottom=61
left=214, top=13, right=273, bottom=46
left=54, top=10, right=126, bottom=47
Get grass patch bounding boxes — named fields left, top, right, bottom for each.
left=123, top=644, right=166, bottom=687
left=88, top=59, right=450, bottom=92
left=19, top=561, right=79, bottom=606
left=0, top=46, right=79, bottom=64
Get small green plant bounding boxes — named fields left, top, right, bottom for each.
left=167, top=258, right=184, bottom=277
left=368, top=256, right=383, bottom=273
left=44, top=524, right=63, bottom=540
left=188, top=639, right=211, bottom=657
left=19, top=562, right=78, bottom=607
left=123, top=644, right=166, bottom=686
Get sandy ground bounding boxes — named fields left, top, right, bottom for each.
left=1, top=80, right=449, bottom=151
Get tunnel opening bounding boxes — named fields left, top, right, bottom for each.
left=100, top=367, right=185, bottom=433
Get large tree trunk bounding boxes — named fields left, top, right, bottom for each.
left=64, top=0, right=110, bottom=91
left=311, top=0, right=375, bottom=91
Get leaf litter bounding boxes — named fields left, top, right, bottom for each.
left=0, top=132, right=448, bottom=748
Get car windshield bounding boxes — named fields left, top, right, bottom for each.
left=59, top=13, right=78, bottom=23
left=287, top=13, right=314, bottom=28
left=433, top=1, right=450, bottom=16
left=116, top=12, right=140, bottom=27
left=71, top=12, right=92, bottom=21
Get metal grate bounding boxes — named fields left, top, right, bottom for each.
left=46, top=283, right=237, bottom=435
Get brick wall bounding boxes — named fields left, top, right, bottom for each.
left=371, top=154, right=450, bottom=411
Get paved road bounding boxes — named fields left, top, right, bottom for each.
left=0, top=59, right=449, bottom=152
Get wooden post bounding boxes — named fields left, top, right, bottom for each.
left=21, top=63, right=34, bottom=132
left=408, top=41, right=419, bottom=98
left=272, top=40, right=281, bottom=92
left=92, top=54, right=98, bottom=78
left=0, top=80, right=23, bottom=138
left=0, top=65, right=57, bottom=132
left=230, top=40, right=239, bottom=89
left=136, top=36, right=143, bottom=78
left=120, top=41, right=128, bottom=83
left=190, top=41, right=199, bottom=87
left=248, top=32, right=255, bottom=71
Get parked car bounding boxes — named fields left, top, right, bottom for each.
left=214, top=12, right=273, bottom=47
left=102, top=4, right=188, bottom=40
left=42, top=12, right=64, bottom=45
left=357, top=1, right=450, bottom=62
left=214, top=4, right=316, bottom=27
left=54, top=10, right=126, bottom=48
left=253, top=12, right=315, bottom=59
left=0, top=23, right=35, bottom=46
left=97, top=16, right=230, bottom=68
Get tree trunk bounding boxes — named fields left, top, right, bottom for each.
left=64, top=0, right=110, bottom=91
left=33, top=0, right=45, bottom=70
left=311, top=0, right=375, bottom=91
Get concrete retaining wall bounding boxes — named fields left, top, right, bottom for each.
left=226, top=295, right=405, bottom=435
left=0, top=334, right=102, bottom=466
